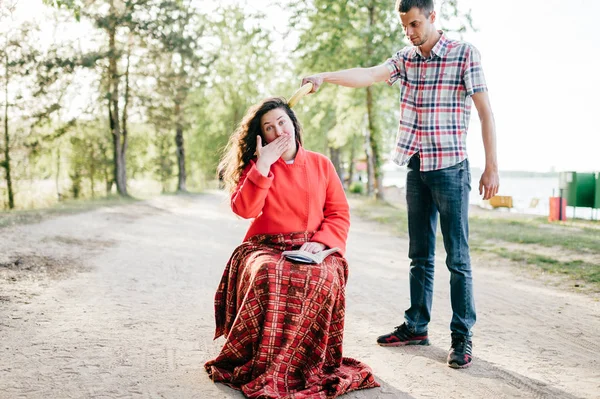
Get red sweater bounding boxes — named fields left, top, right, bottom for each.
left=231, top=146, right=350, bottom=255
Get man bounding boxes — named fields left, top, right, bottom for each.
left=301, top=0, right=499, bottom=369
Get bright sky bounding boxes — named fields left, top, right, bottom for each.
left=458, top=0, right=600, bottom=172
left=5, top=0, right=600, bottom=173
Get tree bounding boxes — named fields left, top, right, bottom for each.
left=152, top=127, right=175, bottom=192
left=187, top=5, right=274, bottom=184
left=0, top=22, right=41, bottom=209
left=69, top=126, right=111, bottom=198
left=1, top=5, right=92, bottom=209
left=140, top=0, right=214, bottom=192
left=45, top=0, right=151, bottom=197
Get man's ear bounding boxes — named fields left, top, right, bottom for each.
left=429, top=10, right=436, bottom=24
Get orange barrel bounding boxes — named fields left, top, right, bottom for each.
left=548, top=197, right=567, bottom=221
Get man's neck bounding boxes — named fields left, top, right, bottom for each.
left=418, top=29, right=441, bottom=58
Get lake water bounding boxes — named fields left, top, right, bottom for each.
left=382, top=167, right=598, bottom=221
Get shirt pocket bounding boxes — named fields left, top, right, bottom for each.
left=435, top=70, right=463, bottom=103
left=430, top=69, right=463, bottom=128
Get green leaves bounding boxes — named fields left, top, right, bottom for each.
left=42, top=0, right=82, bottom=21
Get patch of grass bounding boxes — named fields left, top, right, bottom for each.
left=469, top=217, right=600, bottom=254
left=354, top=198, right=600, bottom=291
left=490, top=248, right=600, bottom=285
left=0, top=195, right=140, bottom=229
left=356, top=199, right=600, bottom=255
left=354, top=200, right=408, bottom=236
left=0, top=191, right=206, bottom=229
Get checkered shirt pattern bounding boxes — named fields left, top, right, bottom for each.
left=385, top=32, right=488, bottom=171
left=205, top=232, right=379, bottom=398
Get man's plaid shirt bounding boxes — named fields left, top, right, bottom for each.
left=385, top=31, right=488, bottom=171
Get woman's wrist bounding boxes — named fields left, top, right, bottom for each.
left=255, top=158, right=271, bottom=177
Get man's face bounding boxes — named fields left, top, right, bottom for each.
left=400, top=7, right=435, bottom=46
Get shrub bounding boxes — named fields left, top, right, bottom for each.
left=349, top=181, right=365, bottom=194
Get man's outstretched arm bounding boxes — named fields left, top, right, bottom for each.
left=301, top=64, right=390, bottom=93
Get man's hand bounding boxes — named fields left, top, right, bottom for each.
left=299, top=241, right=326, bottom=254
left=479, top=168, right=499, bottom=200
left=255, top=134, right=292, bottom=176
left=301, top=75, right=324, bottom=93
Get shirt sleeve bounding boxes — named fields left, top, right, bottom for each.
left=463, top=44, right=488, bottom=96
left=384, top=49, right=405, bottom=86
left=311, top=160, right=350, bottom=255
left=230, top=160, right=274, bottom=219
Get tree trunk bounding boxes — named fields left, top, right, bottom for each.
left=3, top=53, right=14, bottom=209
left=366, top=3, right=384, bottom=200
left=174, top=100, right=187, bottom=192
left=366, top=85, right=384, bottom=200
left=329, top=146, right=342, bottom=182
left=55, top=147, right=61, bottom=200
left=120, top=33, right=132, bottom=195
left=346, top=133, right=358, bottom=188
left=89, top=145, right=96, bottom=198
left=98, top=141, right=112, bottom=195
left=363, top=112, right=375, bottom=197
left=108, top=0, right=127, bottom=196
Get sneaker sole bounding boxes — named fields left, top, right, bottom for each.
left=377, top=338, right=430, bottom=347
left=447, top=361, right=472, bottom=369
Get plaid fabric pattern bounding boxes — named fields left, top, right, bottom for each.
left=205, top=232, right=379, bottom=398
left=385, top=31, right=488, bottom=171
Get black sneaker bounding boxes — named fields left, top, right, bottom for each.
left=376, top=323, right=430, bottom=347
left=447, top=334, right=473, bottom=368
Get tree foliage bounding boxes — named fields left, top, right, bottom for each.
left=2, top=0, right=473, bottom=209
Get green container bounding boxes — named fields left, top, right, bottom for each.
left=559, top=172, right=596, bottom=208
left=595, top=172, right=600, bottom=209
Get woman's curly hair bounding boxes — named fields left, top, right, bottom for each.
left=218, top=97, right=304, bottom=194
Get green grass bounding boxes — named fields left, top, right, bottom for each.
left=469, top=217, right=600, bottom=254
left=487, top=248, right=600, bottom=285
left=354, top=198, right=600, bottom=291
left=0, top=191, right=208, bottom=229
left=353, top=199, right=409, bottom=235
left=0, top=195, right=140, bottom=229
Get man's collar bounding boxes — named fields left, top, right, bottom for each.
left=412, top=30, right=448, bottom=59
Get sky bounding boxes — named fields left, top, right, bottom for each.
left=5, top=0, right=600, bottom=173
left=457, top=0, right=600, bottom=173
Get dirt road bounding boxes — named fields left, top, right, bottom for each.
left=1, top=192, right=598, bottom=398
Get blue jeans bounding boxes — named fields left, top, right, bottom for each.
left=404, top=154, right=475, bottom=338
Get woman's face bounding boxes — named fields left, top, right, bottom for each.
left=260, top=108, right=296, bottom=149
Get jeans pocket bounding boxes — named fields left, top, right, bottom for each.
left=462, top=159, right=471, bottom=187
left=455, top=159, right=467, bottom=171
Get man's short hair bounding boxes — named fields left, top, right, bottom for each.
left=395, top=0, right=435, bottom=15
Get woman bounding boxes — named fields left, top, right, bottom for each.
left=205, top=97, right=379, bottom=398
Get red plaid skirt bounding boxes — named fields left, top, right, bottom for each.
left=205, top=232, right=379, bottom=398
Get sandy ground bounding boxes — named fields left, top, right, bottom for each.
left=1, top=192, right=599, bottom=399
